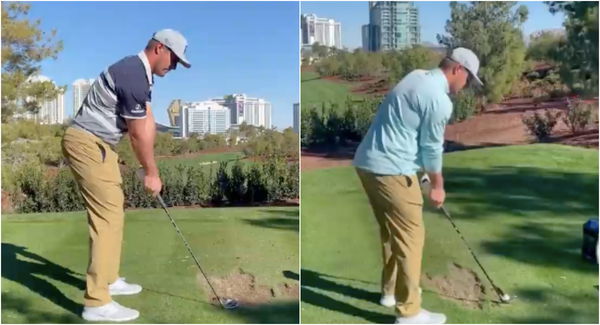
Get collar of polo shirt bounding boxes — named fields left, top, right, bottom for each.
left=137, top=51, right=154, bottom=85
left=434, top=68, right=450, bottom=94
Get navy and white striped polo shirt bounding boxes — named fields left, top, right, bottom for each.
left=72, top=52, right=153, bottom=145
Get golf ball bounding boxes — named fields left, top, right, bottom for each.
left=500, top=294, right=511, bottom=302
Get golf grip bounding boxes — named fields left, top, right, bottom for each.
left=440, top=205, right=507, bottom=302
left=156, top=194, right=226, bottom=308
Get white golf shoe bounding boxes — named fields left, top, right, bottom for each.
left=380, top=288, right=422, bottom=308
left=82, top=301, right=140, bottom=322
left=380, top=294, right=396, bottom=307
left=109, top=277, right=142, bottom=296
left=395, top=309, right=447, bottom=324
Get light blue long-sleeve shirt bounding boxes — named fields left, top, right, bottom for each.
left=353, top=68, right=453, bottom=175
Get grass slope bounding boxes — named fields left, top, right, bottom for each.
left=157, top=152, right=245, bottom=168
left=301, top=144, right=599, bottom=324
left=301, top=72, right=367, bottom=111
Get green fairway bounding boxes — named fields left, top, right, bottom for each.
left=301, top=144, right=599, bottom=324
left=2, top=207, right=299, bottom=323
left=157, top=152, right=245, bottom=168
left=301, top=71, right=366, bottom=111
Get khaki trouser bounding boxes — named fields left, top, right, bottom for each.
left=356, top=168, right=424, bottom=317
left=62, top=127, right=124, bottom=307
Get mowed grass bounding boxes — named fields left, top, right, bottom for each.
left=2, top=207, right=298, bottom=324
left=301, top=144, right=599, bottom=324
left=301, top=71, right=368, bottom=111
left=157, top=152, right=246, bottom=168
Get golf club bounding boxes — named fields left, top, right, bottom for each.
left=420, top=175, right=511, bottom=304
left=155, top=194, right=239, bottom=309
left=138, top=170, right=238, bottom=309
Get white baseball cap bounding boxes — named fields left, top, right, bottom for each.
left=449, top=47, right=483, bottom=86
left=152, top=29, right=191, bottom=68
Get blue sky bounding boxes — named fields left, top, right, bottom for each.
left=301, top=1, right=566, bottom=49
left=28, top=1, right=299, bottom=129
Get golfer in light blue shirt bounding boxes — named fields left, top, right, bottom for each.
left=353, top=48, right=483, bottom=324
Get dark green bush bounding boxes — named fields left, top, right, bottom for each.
left=450, top=89, right=478, bottom=124
left=522, top=109, right=561, bottom=141
left=10, top=155, right=298, bottom=213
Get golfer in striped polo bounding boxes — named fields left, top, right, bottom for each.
left=62, top=29, right=191, bottom=322
left=353, top=48, right=483, bottom=324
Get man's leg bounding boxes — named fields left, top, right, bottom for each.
left=358, top=171, right=424, bottom=317
left=62, top=128, right=124, bottom=307
left=356, top=168, right=397, bottom=297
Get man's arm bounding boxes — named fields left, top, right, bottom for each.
left=418, top=98, right=451, bottom=207
left=126, top=104, right=161, bottom=196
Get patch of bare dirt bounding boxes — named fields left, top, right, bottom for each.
left=446, top=97, right=599, bottom=149
left=198, top=268, right=299, bottom=306
left=301, top=145, right=356, bottom=171
left=352, top=78, right=390, bottom=96
left=421, top=263, right=486, bottom=309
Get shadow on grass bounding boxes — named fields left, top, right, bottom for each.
left=301, top=76, right=321, bottom=83
left=233, top=301, right=299, bottom=324
left=283, top=270, right=299, bottom=281
left=502, top=286, right=599, bottom=323
left=143, top=286, right=213, bottom=306
left=438, top=166, right=598, bottom=273
left=1, top=292, right=81, bottom=323
left=444, top=140, right=509, bottom=153
left=301, top=287, right=391, bottom=323
left=481, top=221, right=597, bottom=274
left=209, top=270, right=301, bottom=324
left=443, top=166, right=598, bottom=218
left=243, top=210, right=299, bottom=232
left=1, top=243, right=85, bottom=319
left=299, top=269, right=390, bottom=323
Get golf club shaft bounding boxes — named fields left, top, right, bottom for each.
left=156, top=194, right=226, bottom=308
left=440, top=205, right=506, bottom=302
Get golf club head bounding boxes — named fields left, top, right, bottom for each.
left=221, top=298, right=239, bottom=309
left=496, top=288, right=511, bottom=304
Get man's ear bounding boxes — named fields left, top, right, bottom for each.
left=154, top=43, right=162, bottom=55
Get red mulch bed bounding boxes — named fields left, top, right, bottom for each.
left=302, top=96, right=599, bottom=171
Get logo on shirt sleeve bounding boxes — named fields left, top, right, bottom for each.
left=132, top=103, right=145, bottom=113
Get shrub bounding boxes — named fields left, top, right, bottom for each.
left=563, top=99, right=595, bottom=134
left=122, top=167, right=155, bottom=208
left=210, top=162, right=228, bottom=205
left=11, top=161, right=48, bottom=213
left=522, top=109, right=561, bottom=141
left=225, top=161, right=248, bottom=204
left=246, top=165, right=269, bottom=203
left=450, top=89, right=478, bottom=124
left=9, top=156, right=299, bottom=213
left=49, top=168, right=84, bottom=211
left=301, top=97, right=381, bottom=148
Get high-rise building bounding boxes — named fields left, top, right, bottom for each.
left=166, top=99, right=184, bottom=127
left=181, top=101, right=231, bottom=138
left=363, top=2, right=420, bottom=51
left=21, top=75, right=65, bottom=124
left=301, top=13, right=342, bottom=49
left=293, top=103, right=299, bottom=134
left=362, top=25, right=370, bottom=51
left=38, top=90, right=65, bottom=125
left=72, top=78, right=96, bottom=114
left=213, top=94, right=272, bottom=129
